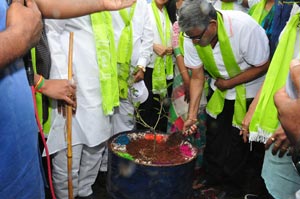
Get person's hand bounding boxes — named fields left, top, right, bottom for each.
left=153, top=43, right=167, bottom=57
left=133, top=67, right=144, bottom=83
left=41, top=79, right=77, bottom=108
left=265, top=126, right=291, bottom=158
left=214, top=78, right=231, bottom=91
left=57, top=99, right=77, bottom=118
left=183, top=118, right=198, bottom=136
left=274, top=59, right=300, bottom=145
left=166, top=47, right=173, bottom=56
left=7, top=0, right=42, bottom=50
left=100, top=0, right=136, bottom=11
left=240, top=111, right=252, bottom=143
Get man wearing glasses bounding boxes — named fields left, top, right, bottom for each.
left=179, top=0, right=270, bottom=197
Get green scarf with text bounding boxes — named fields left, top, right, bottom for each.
left=91, top=12, right=119, bottom=115
left=151, top=1, right=173, bottom=96
left=195, top=12, right=246, bottom=128
left=117, top=4, right=136, bottom=99
left=249, top=13, right=299, bottom=142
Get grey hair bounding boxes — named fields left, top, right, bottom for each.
left=178, top=0, right=217, bottom=33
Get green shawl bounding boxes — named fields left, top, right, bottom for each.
left=221, top=2, right=234, bottom=10
left=91, top=12, right=119, bottom=115
left=195, top=12, right=246, bottom=128
left=249, top=13, right=300, bottom=142
left=151, top=1, right=173, bottom=97
left=249, top=0, right=269, bottom=24
left=117, top=4, right=136, bottom=99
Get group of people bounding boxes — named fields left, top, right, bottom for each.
left=2, top=0, right=177, bottom=198
left=2, top=0, right=300, bottom=199
left=0, top=0, right=136, bottom=198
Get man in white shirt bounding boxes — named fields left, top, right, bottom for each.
left=178, top=0, right=269, bottom=196
left=44, top=1, right=143, bottom=198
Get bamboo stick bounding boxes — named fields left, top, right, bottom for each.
left=67, top=32, right=74, bottom=199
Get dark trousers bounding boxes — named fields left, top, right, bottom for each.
left=203, top=94, right=266, bottom=195
left=136, top=68, right=172, bottom=133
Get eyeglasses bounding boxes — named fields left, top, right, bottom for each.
left=183, top=26, right=207, bottom=42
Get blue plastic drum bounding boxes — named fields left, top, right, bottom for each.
left=107, top=131, right=197, bottom=199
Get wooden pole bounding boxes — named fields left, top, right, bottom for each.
left=67, top=32, right=74, bottom=199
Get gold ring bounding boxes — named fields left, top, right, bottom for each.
left=282, top=146, right=288, bottom=151
left=281, top=147, right=287, bottom=151
left=271, top=137, right=275, bottom=142
left=274, top=143, right=280, bottom=147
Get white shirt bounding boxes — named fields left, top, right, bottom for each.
left=184, top=10, right=270, bottom=99
left=110, top=0, right=154, bottom=69
left=147, top=3, right=174, bottom=69
left=45, top=16, right=112, bottom=154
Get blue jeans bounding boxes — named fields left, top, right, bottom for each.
left=262, top=144, right=300, bottom=199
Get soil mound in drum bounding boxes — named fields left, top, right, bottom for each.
left=110, top=132, right=197, bottom=166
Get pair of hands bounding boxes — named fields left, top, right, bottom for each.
left=153, top=43, right=173, bottom=57
left=240, top=99, right=291, bottom=158
left=214, top=78, right=232, bottom=91
left=241, top=123, right=291, bottom=158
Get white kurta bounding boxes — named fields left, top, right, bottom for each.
left=45, top=16, right=112, bottom=155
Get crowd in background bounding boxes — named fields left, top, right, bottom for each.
left=1, top=0, right=300, bottom=199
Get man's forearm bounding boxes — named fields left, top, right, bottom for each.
left=188, top=68, right=205, bottom=119
left=36, top=0, right=102, bottom=19
left=0, top=28, right=29, bottom=69
left=37, top=0, right=135, bottom=19
left=226, top=61, right=270, bottom=89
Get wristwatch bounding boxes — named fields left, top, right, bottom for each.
left=137, top=65, right=146, bottom=72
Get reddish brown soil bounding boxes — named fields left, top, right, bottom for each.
left=126, top=138, right=188, bottom=165
left=111, top=133, right=196, bottom=165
